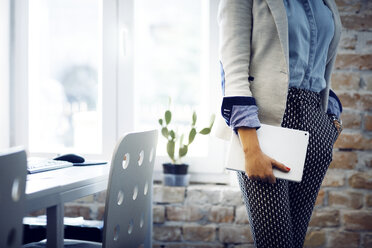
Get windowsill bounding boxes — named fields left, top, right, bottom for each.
left=153, top=170, right=236, bottom=186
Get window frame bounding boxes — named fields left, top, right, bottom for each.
left=0, top=0, right=10, bottom=149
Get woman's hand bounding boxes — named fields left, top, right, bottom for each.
left=328, top=114, right=343, bottom=142
left=238, top=127, right=290, bottom=184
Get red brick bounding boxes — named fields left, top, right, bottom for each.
left=329, top=151, right=358, bottom=169
left=166, top=205, right=208, bottom=222
left=153, top=185, right=185, bottom=204
left=344, top=211, right=372, bottom=231
left=221, top=189, right=244, bottom=206
left=219, top=225, right=253, bottom=243
left=304, top=231, right=326, bottom=247
left=361, top=94, right=372, bottom=111
left=328, top=191, right=363, bottom=209
left=340, top=14, right=372, bottom=30
left=186, top=186, right=221, bottom=205
left=339, top=34, right=358, bottom=50
left=322, top=170, right=345, bottom=187
left=349, top=172, right=372, bottom=189
left=153, top=205, right=165, bottom=224
left=360, top=152, right=372, bottom=168
left=331, top=72, right=360, bottom=90
left=364, top=234, right=372, bottom=248
left=309, top=210, right=340, bottom=227
left=153, top=225, right=182, bottom=241
left=235, top=205, right=249, bottom=224
left=337, top=93, right=358, bottom=109
left=365, top=115, right=372, bottom=131
left=337, top=93, right=372, bottom=111
left=208, top=206, right=234, bottom=223
left=182, top=224, right=216, bottom=242
left=315, top=189, right=325, bottom=206
left=362, top=36, right=372, bottom=54
left=365, top=74, right=372, bottom=91
left=64, top=205, right=91, bottom=220
left=335, top=0, right=362, bottom=13
left=366, top=194, right=372, bottom=207
left=328, top=231, right=360, bottom=248
left=335, top=54, right=372, bottom=70
left=334, top=132, right=372, bottom=150
left=339, top=112, right=361, bottom=129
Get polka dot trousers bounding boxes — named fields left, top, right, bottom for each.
left=237, top=87, right=339, bottom=248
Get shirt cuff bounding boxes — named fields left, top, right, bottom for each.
left=231, top=105, right=261, bottom=131
left=221, top=96, right=261, bottom=130
left=327, top=90, right=343, bottom=118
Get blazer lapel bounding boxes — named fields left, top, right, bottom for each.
left=265, top=0, right=289, bottom=73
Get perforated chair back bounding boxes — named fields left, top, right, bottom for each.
left=0, top=148, right=27, bottom=248
left=102, top=130, right=158, bottom=248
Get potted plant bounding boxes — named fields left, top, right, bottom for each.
left=158, top=107, right=215, bottom=186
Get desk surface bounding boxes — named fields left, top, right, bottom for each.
left=26, top=164, right=110, bottom=212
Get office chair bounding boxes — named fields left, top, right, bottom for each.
left=24, top=130, right=158, bottom=248
left=0, top=148, right=27, bottom=248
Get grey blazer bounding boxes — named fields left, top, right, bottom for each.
left=214, top=0, right=342, bottom=140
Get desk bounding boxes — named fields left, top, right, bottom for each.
left=25, top=164, right=110, bottom=248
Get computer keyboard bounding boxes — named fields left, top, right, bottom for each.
left=27, top=158, right=73, bottom=174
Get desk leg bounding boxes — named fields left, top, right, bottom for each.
left=46, top=204, right=64, bottom=248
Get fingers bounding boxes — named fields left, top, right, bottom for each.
left=271, top=159, right=290, bottom=173
left=247, top=174, right=275, bottom=184
left=268, top=174, right=276, bottom=184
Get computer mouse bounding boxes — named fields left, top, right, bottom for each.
left=54, top=154, right=85, bottom=163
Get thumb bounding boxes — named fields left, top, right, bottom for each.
left=271, top=159, right=290, bottom=173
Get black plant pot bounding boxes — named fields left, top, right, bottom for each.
left=162, top=163, right=190, bottom=186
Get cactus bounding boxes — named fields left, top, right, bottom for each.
left=158, top=108, right=215, bottom=164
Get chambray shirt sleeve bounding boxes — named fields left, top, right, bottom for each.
left=231, top=105, right=261, bottom=130
left=326, top=89, right=343, bottom=118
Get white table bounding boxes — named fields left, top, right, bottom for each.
left=25, top=164, right=110, bottom=248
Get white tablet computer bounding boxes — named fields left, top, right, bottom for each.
left=226, top=124, right=309, bottom=182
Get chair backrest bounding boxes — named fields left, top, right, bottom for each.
left=0, top=148, right=27, bottom=248
left=102, top=130, right=158, bottom=248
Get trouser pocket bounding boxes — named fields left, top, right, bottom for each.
left=326, top=114, right=340, bottom=144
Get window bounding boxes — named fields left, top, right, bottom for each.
left=28, top=0, right=102, bottom=153
left=134, top=0, right=209, bottom=157
left=11, top=0, right=227, bottom=183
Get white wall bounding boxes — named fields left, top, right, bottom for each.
left=0, top=0, right=10, bottom=149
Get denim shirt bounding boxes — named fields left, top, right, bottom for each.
left=221, top=0, right=342, bottom=130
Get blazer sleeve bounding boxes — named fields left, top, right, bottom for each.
left=218, top=0, right=260, bottom=130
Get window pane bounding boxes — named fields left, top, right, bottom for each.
left=134, top=0, right=210, bottom=159
left=28, top=0, right=102, bottom=153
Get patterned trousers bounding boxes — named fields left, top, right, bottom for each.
left=237, top=87, right=339, bottom=248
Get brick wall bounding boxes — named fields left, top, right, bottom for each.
left=29, top=1, right=372, bottom=247
left=322, top=0, right=372, bottom=247
left=55, top=177, right=370, bottom=248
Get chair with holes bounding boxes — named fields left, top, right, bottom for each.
left=101, top=129, right=158, bottom=248
left=24, top=130, right=158, bottom=248
left=0, top=148, right=28, bottom=248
